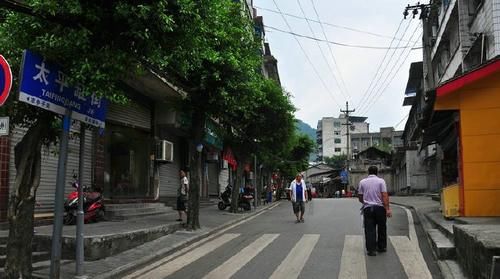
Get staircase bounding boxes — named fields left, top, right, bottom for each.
left=105, top=202, right=175, bottom=221
left=0, top=232, right=51, bottom=277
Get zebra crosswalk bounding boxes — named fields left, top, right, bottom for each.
left=124, top=233, right=433, bottom=279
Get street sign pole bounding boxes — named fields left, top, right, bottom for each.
left=76, top=124, right=85, bottom=277
left=49, top=109, right=72, bottom=279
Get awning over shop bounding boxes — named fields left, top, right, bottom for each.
left=437, top=59, right=500, bottom=98
left=420, top=111, right=456, bottom=149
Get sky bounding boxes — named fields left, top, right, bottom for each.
left=253, top=0, right=423, bottom=132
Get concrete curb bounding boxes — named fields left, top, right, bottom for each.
left=93, top=202, right=281, bottom=279
left=391, top=201, right=464, bottom=279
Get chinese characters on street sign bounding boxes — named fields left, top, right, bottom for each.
left=0, top=117, right=9, bottom=136
left=19, top=50, right=108, bottom=128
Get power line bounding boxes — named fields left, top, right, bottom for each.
left=359, top=22, right=421, bottom=114
left=394, top=113, right=409, bottom=129
left=362, top=28, right=423, bottom=115
left=309, top=0, right=351, bottom=100
left=270, top=0, right=342, bottom=109
left=355, top=19, right=410, bottom=112
left=295, top=0, right=349, bottom=100
left=264, top=25, right=419, bottom=50
left=255, top=5, right=413, bottom=43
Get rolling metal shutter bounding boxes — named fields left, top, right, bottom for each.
left=158, top=135, right=181, bottom=198
left=107, top=102, right=151, bottom=130
left=9, top=125, right=94, bottom=214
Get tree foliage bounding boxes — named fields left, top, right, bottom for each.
left=324, top=155, right=347, bottom=169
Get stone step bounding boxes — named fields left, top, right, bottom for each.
left=107, top=208, right=175, bottom=221
left=425, top=211, right=455, bottom=240
left=438, top=260, right=469, bottom=279
left=106, top=206, right=174, bottom=218
left=105, top=202, right=168, bottom=210
left=0, top=251, right=50, bottom=268
left=428, top=229, right=456, bottom=260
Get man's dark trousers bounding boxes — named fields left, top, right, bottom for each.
left=363, top=205, right=387, bottom=252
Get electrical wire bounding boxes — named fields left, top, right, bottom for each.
left=362, top=29, right=423, bottom=115
left=271, top=0, right=342, bottom=109
left=394, top=113, right=410, bottom=129
left=309, top=0, right=351, bottom=100
left=264, top=25, right=415, bottom=50
left=355, top=19, right=411, bottom=113
left=255, top=5, right=413, bottom=43
left=295, top=0, right=349, bottom=100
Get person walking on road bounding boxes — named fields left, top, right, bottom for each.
left=289, top=174, right=308, bottom=223
left=357, top=166, right=392, bottom=256
left=177, top=170, right=189, bottom=223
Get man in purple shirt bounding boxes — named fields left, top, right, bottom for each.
left=358, top=166, right=392, bottom=256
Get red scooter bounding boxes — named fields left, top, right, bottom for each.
left=63, top=176, right=105, bottom=225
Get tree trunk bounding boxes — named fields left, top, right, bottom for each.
left=5, top=118, right=49, bottom=279
left=187, top=110, right=205, bottom=230
left=230, top=163, right=244, bottom=213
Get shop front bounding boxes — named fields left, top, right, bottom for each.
left=434, top=59, right=500, bottom=216
left=104, top=100, right=154, bottom=200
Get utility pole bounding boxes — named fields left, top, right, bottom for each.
left=340, top=102, right=355, bottom=192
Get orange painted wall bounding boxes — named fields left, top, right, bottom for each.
left=457, top=75, right=500, bottom=216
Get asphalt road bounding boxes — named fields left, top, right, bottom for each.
left=124, top=198, right=442, bottom=279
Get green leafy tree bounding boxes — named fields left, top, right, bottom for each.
left=324, top=155, right=348, bottom=169
left=0, top=0, right=271, bottom=276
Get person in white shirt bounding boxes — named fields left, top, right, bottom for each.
left=288, top=174, right=308, bottom=223
left=177, top=170, right=189, bottom=223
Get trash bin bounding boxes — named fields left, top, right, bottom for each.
left=441, top=184, right=459, bottom=218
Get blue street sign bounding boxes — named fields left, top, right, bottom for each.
left=340, top=169, right=349, bottom=184
left=19, top=50, right=108, bottom=128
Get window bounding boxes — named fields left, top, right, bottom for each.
left=334, top=131, right=341, bottom=136
left=333, top=122, right=341, bottom=128
left=334, top=138, right=341, bottom=144
left=334, top=148, right=341, bottom=152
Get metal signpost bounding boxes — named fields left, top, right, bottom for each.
left=19, top=50, right=108, bottom=278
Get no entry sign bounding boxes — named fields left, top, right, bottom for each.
left=0, top=55, right=12, bottom=106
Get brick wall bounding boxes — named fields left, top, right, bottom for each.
left=0, top=136, right=10, bottom=222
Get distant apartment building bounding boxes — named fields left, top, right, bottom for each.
left=351, top=127, right=404, bottom=156
left=316, top=114, right=369, bottom=160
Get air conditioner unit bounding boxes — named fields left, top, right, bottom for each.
left=156, top=140, right=174, bottom=162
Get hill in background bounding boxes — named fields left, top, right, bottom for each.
left=296, top=119, right=317, bottom=161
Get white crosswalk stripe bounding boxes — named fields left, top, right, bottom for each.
left=338, top=235, right=367, bottom=279
left=269, top=234, right=320, bottom=279
left=123, top=232, right=434, bottom=279
left=203, top=234, right=279, bottom=279
left=128, top=233, right=240, bottom=279
left=390, top=236, right=433, bottom=279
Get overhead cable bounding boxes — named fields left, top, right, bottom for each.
left=295, top=0, right=349, bottom=100
left=255, top=5, right=413, bottom=43
left=355, top=18, right=410, bottom=112
left=271, top=0, right=342, bottom=109
left=362, top=28, right=423, bottom=115
left=264, top=25, right=416, bottom=50
left=309, top=0, right=350, bottom=100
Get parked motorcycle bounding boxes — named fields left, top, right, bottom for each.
left=63, top=175, right=105, bottom=225
left=217, top=185, right=253, bottom=211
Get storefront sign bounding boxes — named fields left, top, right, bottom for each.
left=19, top=50, right=108, bottom=128
left=0, top=55, right=12, bottom=106
left=0, top=117, right=9, bottom=136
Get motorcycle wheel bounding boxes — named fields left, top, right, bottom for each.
left=95, top=208, right=105, bottom=222
left=63, top=211, right=76, bottom=225
left=218, top=201, right=226, bottom=211
left=242, top=203, right=251, bottom=211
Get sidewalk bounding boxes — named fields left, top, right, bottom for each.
left=29, top=202, right=280, bottom=279
left=390, top=195, right=500, bottom=279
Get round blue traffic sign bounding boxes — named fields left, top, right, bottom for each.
left=0, top=55, right=12, bottom=106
